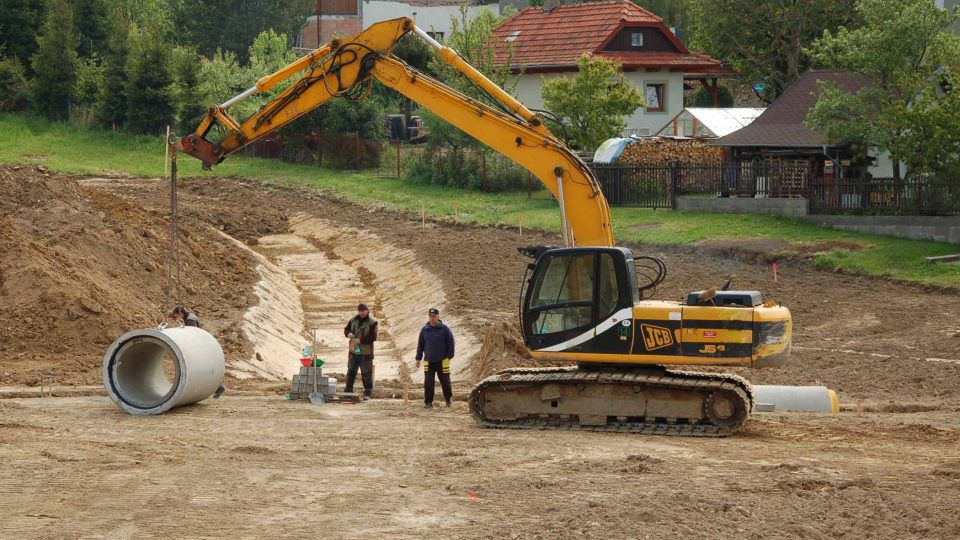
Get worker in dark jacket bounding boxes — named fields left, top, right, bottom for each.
left=415, top=307, right=455, bottom=408
left=171, top=306, right=201, bottom=328
left=344, top=303, right=378, bottom=400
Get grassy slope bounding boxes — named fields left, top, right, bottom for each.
left=2, top=114, right=958, bottom=286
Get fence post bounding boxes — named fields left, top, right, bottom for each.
left=527, top=171, right=532, bottom=198
left=670, top=161, right=680, bottom=210
left=917, top=178, right=923, bottom=215
left=396, top=142, right=401, bottom=179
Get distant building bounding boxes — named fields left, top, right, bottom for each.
left=936, top=0, right=960, bottom=33
left=299, top=0, right=499, bottom=50
left=657, top=108, right=765, bottom=139
left=491, top=0, right=732, bottom=137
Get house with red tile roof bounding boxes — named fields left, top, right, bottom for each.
left=491, top=0, right=729, bottom=137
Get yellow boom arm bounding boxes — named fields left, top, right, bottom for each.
left=179, top=18, right=614, bottom=247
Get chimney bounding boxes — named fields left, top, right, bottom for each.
left=543, top=0, right=563, bottom=13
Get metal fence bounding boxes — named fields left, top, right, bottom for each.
left=809, top=176, right=960, bottom=215
left=590, top=162, right=960, bottom=215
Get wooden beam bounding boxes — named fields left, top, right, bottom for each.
left=925, top=253, right=960, bottom=264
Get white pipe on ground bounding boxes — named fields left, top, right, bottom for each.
left=751, top=385, right=839, bottom=413
left=102, top=327, right=225, bottom=415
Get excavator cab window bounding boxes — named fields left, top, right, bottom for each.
left=523, top=248, right=636, bottom=352
left=526, top=252, right=595, bottom=338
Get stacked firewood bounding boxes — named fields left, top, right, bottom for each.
left=617, top=138, right=725, bottom=165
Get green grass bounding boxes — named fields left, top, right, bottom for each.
left=2, top=113, right=958, bottom=287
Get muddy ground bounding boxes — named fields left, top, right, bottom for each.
left=1, top=165, right=960, bottom=537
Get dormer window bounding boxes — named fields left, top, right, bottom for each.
left=631, top=32, right=643, bottom=47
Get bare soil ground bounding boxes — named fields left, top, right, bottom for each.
left=2, top=165, right=960, bottom=537
left=1, top=396, right=958, bottom=539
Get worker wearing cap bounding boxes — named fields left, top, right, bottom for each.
left=343, top=303, right=378, bottom=400
left=415, top=307, right=455, bottom=408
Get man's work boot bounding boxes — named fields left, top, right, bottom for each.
left=362, top=395, right=371, bottom=401
left=424, top=403, right=433, bottom=409
left=445, top=398, right=452, bottom=407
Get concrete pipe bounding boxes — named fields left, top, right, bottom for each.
left=102, top=327, right=225, bottom=415
left=752, top=385, right=839, bottom=414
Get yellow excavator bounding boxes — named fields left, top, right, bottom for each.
left=179, top=18, right=791, bottom=436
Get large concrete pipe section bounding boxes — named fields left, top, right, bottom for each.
left=102, top=327, right=225, bottom=415
left=752, top=385, right=839, bottom=413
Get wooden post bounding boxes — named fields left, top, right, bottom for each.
left=527, top=171, right=533, bottom=198
left=454, top=200, right=459, bottom=221
left=355, top=131, right=361, bottom=172
left=482, top=151, right=487, bottom=192
left=519, top=213, right=523, bottom=237
left=421, top=202, right=425, bottom=229
left=670, top=161, right=680, bottom=210
left=396, top=142, right=401, bottom=179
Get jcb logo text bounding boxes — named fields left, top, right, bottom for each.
left=641, top=324, right=674, bottom=351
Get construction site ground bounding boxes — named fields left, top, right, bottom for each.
left=1, top=164, right=959, bottom=538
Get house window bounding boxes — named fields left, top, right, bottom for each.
left=645, top=83, right=665, bottom=112
left=506, top=30, right=521, bottom=43
left=631, top=32, right=643, bottom=47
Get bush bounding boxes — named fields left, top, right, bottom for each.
left=689, top=84, right=734, bottom=107
left=0, top=57, right=31, bottom=111
left=405, top=147, right=530, bottom=191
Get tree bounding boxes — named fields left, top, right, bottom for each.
left=31, top=0, right=79, bottom=120
left=806, top=0, right=960, bottom=179
left=633, top=0, right=693, bottom=41
left=541, top=54, right=644, bottom=151
left=0, top=0, right=45, bottom=70
left=171, top=0, right=312, bottom=64
left=170, top=46, right=207, bottom=130
left=0, top=57, right=31, bottom=111
left=688, top=0, right=857, bottom=103
left=124, top=25, right=175, bottom=134
left=428, top=8, right=516, bottom=99
left=404, top=7, right=531, bottom=191
left=74, top=0, right=110, bottom=59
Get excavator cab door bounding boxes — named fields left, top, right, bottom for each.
left=522, top=248, right=634, bottom=353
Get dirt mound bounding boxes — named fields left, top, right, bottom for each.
left=0, top=165, right=260, bottom=386
left=469, top=320, right=568, bottom=381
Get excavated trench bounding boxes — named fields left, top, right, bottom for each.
left=234, top=213, right=479, bottom=382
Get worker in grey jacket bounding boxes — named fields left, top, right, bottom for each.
left=415, top=307, right=454, bottom=408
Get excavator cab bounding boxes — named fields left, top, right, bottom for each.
left=521, top=247, right=637, bottom=353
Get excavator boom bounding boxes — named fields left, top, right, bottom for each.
left=179, top=18, right=613, bottom=248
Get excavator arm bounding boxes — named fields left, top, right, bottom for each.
left=179, top=18, right=614, bottom=248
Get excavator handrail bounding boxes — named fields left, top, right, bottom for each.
left=179, top=17, right=614, bottom=247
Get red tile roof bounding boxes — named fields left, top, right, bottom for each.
left=492, top=0, right=720, bottom=72
left=714, top=70, right=873, bottom=147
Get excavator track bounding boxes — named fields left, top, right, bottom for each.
left=468, top=367, right=754, bottom=437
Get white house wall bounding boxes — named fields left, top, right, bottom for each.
left=510, top=70, right=685, bottom=138
left=363, top=2, right=495, bottom=37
